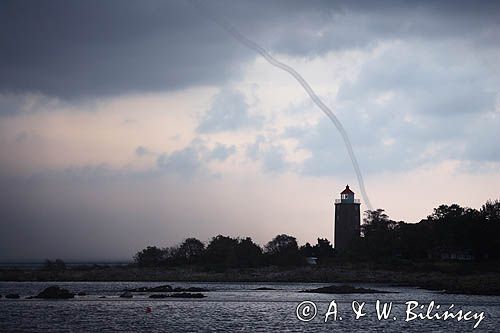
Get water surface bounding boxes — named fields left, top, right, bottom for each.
left=1, top=281, right=498, bottom=332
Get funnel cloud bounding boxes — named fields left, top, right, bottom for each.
left=190, top=0, right=373, bottom=209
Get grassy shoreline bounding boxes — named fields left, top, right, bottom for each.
left=1, top=263, right=499, bottom=296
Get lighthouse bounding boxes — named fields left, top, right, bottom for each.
left=334, top=185, right=361, bottom=251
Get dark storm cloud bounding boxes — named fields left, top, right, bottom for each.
left=271, top=1, right=500, bottom=56
left=0, top=93, right=61, bottom=116
left=0, top=0, right=252, bottom=98
left=1, top=0, right=500, bottom=99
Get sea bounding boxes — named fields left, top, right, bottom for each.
left=0, top=281, right=499, bottom=332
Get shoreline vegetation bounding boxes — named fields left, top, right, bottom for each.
left=1, top=262, right=500, bottom=296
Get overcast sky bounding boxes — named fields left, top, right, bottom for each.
left=1, top=0, right=499, bottom=261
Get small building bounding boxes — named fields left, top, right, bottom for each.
left=334, top=185, right=361, bottom=252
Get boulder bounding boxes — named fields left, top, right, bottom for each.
left=5, top=293, right=20, bottom=299
left=126, top=285, right=209, bottom=293
left=125, top=286, right=150, bottom=292
left=145, top=285, right=173, bottom=292
left=301, top=284, right=393, bottom=294
left=169, top=292, right=206, bottom=298
left=253, top=287, right=276, bottom=291
left=172, top=287, right=209, bottom=292
left=126, top=284, right=172, bottom=292
left=119, top=291, right=133, bottom=298
left=35, top=286, right=74, bottom=299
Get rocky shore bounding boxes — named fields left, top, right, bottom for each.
left=301, top=284, right=394, bottom=294
left=1, top=263, right=499, bottom=296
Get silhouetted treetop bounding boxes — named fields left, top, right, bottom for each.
left=481, top=199, right=500, bottom=223
left=134, top=246, right=165, bottom=267
left=204, top=235, right=262, bottom=268
left=362, top=209, right=397, bottom=236
left=265, top=234, right=298, bottom=255
left=428, top=204, right=468, bottom=221
left=177, top=238, right=205, bottom=263
left=265, top=234, right=304, bottom=266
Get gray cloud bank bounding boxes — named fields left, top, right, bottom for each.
left=1, top=0, right=499, bottom=100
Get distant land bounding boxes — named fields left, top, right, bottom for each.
left=0, top=262, right=130, bottom=269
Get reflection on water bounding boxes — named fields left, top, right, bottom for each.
left=0, top=282, right=499, bottom=332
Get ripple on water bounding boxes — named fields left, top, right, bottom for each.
left=0, top=281, right=499, bottom=332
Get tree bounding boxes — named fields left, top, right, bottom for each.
left=133, top=246, right=166, bottom=267
left=299, top=239, right=334, bottom=261
left=360, top=209, right=398, bottom=257
left=313, top=238, right=334, bottom=258
left=428, top=204, right=465, bottom=221
left=235, top=237, right=263, bottom=267
left=265, top=234, right=304, bottom=266
left=177, top=238, right=205, bottom=264
left=299, top=243, right=314, bottom=257
left=204, top=235, right=239, bottom=269
left=204, top=235, right=264, bottom=269
left=265, top=234, right=299, bottom=254
left=481, top=199, right=500, bottom=223
left=361, top=209, right=396, bottom=237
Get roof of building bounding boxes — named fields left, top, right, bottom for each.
left=341, top=185, right=354, bottom=194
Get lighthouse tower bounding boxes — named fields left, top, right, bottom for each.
left=334, top=185, right=361, bottom=251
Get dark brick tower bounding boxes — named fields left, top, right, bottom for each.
left=334, top=185, right=361, bottom=251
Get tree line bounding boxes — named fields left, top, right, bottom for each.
left=133, top=199, right=500, bottom=268
left=353, top=199, right=500, bottom=261
left=134, top=234, right=311, bottom=269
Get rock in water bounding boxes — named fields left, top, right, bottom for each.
left=147, top=285, right=174, bottom=292
left=149, top=294, right=168, bottom=298
left=126, top=284, right=173, bottom=292
left=5, top=294, right=20, bottom=299
left=172, top=287, right=209, bottom=292
left=35, top=286, right=74, bottom=299
left=125, top=285, right=210, bottom=293
left=119, top=291, right=133, bottom=298
left=253, top=287, right=276, bottom=291
left=301, top=284, right=393, bottom=294
left=169, top=292, right=206, bottom=298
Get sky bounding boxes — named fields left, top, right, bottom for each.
left=0, top=0, right=499, bottom=261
